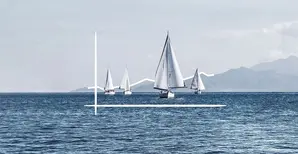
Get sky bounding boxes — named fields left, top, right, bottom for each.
left=1, top=0, right=298, bottom=92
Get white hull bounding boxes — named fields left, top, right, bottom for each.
left=194, top=90, right=201, bottom=94
left=123, top=91, right=132, bottom=95
left=159, top=91, right=174, bottom=98
left=104, top=91, right=115, bottom=95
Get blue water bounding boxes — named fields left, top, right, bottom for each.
left=0, top=93, right=297, bottom=153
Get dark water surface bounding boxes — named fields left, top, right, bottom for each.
left=0, top=93, right=297, bottom=153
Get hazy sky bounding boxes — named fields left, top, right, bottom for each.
left=1, top=0, right=298, bottom=92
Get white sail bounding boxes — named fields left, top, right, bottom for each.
left=190, top=69, right=198, bottom=89
left=154, top=39, right=168, bottom=90
left=120, top=68, right=131, bottom=91
left=104, top=69, right=114, bottom=91
left=190, top=69, right=205, bottom=90
left=198, top=71, right=205, bottom=90
left=166, top=37, right=185, bottom=88
left=154, top=33, right=185, bottom=90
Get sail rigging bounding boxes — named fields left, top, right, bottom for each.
left=190, top=69, right=205, bottom=90
left=154, top=32, right=185, bottom=90
left=120, top=68, right=131, bottom=91
left=104, top=69, right=114, bottom=91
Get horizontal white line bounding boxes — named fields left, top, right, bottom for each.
left=130, top=78, right=155, bottom=87
left=87, top=86, right=104, bottom=91
left=84, top=104, right=226, bottom=108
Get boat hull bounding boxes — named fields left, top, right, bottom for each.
left=194, top=90, right=201, bottom=94
left=159, top=91, right=174, bottom=98
left=123, top=91, right=132, bottom=95
left=104, top=91, right=115, bottom=95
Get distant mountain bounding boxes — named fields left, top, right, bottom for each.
left=72, top=56, right=298, bottom=92
left=71, top=87, right=123, bottom=93
left=201, top=67, right=298, bottom=92
left=71, top=87, right=92, bottom=92
left=128, top=80, right=158, bottom=92
left=251, top=55, right=298, bottom=76
left=130, top=67, right=298, bottom=92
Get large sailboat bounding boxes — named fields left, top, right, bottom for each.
left=154, top=32, right=185, bottom=98
left=190, top=68, right=205, bottom=94
left=104, top=69, right=115, bottom=95
left=120, top=68, right=132, bottom=95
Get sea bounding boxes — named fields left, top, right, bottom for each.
left=0, top=92, right=297, bottom=153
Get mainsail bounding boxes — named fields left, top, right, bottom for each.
left=190, top=69, right=205, bottom=90
left=120, top=68, right=131, bottom=91
left=154, top=33, right=185, bottom=90
left=104, top=69, right=114, bottom=91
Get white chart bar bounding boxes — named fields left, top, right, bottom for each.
left=84, top=104, right=226, bottom=108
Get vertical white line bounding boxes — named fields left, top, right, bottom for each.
left=94, top=32, right=97, bottom=115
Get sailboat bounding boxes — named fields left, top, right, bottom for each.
left=120, top=68, right=132, bottom=95
left=190, top=68, right=205, bottom=94
left=154, top=32, right=185, bottom=98
left=104, top=69, right=115, bottom=95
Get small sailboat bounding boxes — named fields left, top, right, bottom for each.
left=190, top=68, right=205, bottom=94
left=154, top=32, right=185, bottom=98
left=120, top=68, right=132, bottom=95
left=104, top=69, right=115, bottom=95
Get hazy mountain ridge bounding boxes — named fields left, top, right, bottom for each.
left=72, top=56, right=298, bottom=92
left=251, top=56, right=298, bottom=76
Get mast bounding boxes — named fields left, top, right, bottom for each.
left=120, top=68, right=131, bottom=91
left=154, top=34, right=169, bottom=90
left=154, top=32, right=185, bottom=90
left=166, top=32, right=169, bottom=90
left=166, top=33, right=185, bottom=89
left=190, top=68, right=205, bottom=91
left=104, top=69, right=114, bottom=91
left=154, top=32, right=185, bottom=91
left=190, top=69, right=199, bottom=90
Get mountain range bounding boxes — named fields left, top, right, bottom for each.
left=72, top=56, right=298, bottom=92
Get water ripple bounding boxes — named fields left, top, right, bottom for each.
left=0, top=93, right=297, bottom=153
